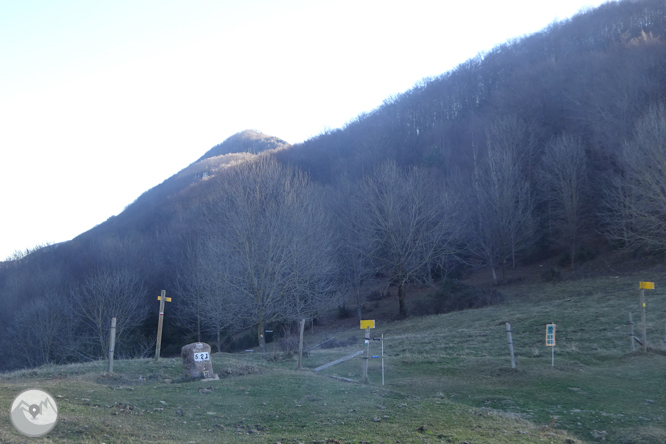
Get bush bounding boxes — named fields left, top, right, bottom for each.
left=430, top=279, right=504, bottom=314
left=541, top=267, right=561, bottom=283
left=557, top=246, right=598, bottom=268
left=229, top=333, right=257, bottom=352
left=337, top=304, right=353, bottom=319
left=366, top=290, right=389, bottom=301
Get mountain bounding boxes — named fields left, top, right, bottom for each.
left=196, top=130, right=290, bottom=161
left=2, top=0, right=666, bottom=371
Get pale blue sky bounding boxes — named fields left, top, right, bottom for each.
left=0, top=0, right=609, bottom=259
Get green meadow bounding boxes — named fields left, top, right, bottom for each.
left=2, top=274, right=665, bottom=443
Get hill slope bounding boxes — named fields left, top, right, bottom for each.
left=2, top=0, right=666, bottom=376
left=2, top=269, right=666, bottom=443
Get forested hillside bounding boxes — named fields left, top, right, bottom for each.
left=1, top=0, right=665, bottom=371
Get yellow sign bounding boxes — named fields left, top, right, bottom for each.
left=360, top=320, right=375, bottom=330
left=158, top=296, right=172, bottom=302
left=639, top=282, right=655, bottom=290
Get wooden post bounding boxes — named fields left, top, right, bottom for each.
left=640, top=288, right=647, bottom=352
left=381, top=333, right=384, bottom=386
left=552, top=344, right=555, bottom=367
left=629, top=312, right=635, bottom=352
left=506, top=322, right=516, bottom=369
left=363, top=327, right=370, bottom=384
left=155, top=290, right=167, bottom=361
left=108, top=317, right=116, bottom=373
left=296, top=319, right=305, bottom=370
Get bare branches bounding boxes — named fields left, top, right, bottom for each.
left=71, top=268, right=149, bottom=358
left=202, top=156, right=339, bottom=350
left=539, top=133, right=589, bottom=268
left=350, top=162, right=460, bottom=316
left=466, top=134, right=537, bottom=284
left=602, top=104, right=666, bottom=252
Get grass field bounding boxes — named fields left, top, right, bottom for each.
left=1, top=271, right=666, bottom=443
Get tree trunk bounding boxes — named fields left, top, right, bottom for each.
left=216, top=330, right=221, bottom=353
left=398, top=282, right=407, bottom=317
left=258, top=320, right=266, bottom=352
left=491, top=266, right=498, bottom=286
left=570, top=244, right=576, bottom=270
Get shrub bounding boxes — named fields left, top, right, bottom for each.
left=337, top=304, right=353, bottom=319
left=430, top=279, right=504, bottom=314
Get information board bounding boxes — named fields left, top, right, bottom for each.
left=546, top=324, right=556, bottom=347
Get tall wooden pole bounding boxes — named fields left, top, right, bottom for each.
left=381, top=333, right=384, bottom=386
left=296, top=319, right=305, bottom=370
left=108, top=317, right=116, bottom=373
left=629, top=312, right=636, bottom=352
left=363, top=327, right=370, bottom=384
left=155, top=290, right=167, bottom=361
left=629, top=312, right=635, bottom=352
left=506, top=322, right=516, bottom=369
left=640, top=289, right=647, bottom=352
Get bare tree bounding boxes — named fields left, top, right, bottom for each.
left=351, top=162, right=460, bottom=317
left=72, top=268, right=149, bottom=358
left=203, top=156, right=339, bottom=350
left=467, top=139, right=537, bottom=284
left=602, top=104, right=666, bottom=252
left=539, top=133, right=589, bottom=268
left=174, top=236, right=245, bottom=352
left=8, top=296, right=78, bottom=367
left=331, top=178, right=376, bottom=320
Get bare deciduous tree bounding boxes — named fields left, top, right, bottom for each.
left=8, top=296, right=78, bottom=367
left=540, top=133, right=589, bottom=268
left=602, top=104, right=666, bottom=252
left=467, top=139, right=537, bottom=284
left=174, top=236, right=245, bottom=352
left=203, top=156, right=339, bottom=350
left=72, top=268, right=149, bottom=358
left=351, top=162, right=460, bottom=317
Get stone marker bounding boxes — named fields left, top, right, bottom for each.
left=181, top=342, right=216, bottom=380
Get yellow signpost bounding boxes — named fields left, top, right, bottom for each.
left=360, top=320, right=375, bottom=383
left=639, top=282, right=655, bottom=352
left=360, top=320, right=375, bottom=329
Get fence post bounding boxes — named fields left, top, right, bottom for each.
left=296, top=319, right=305, bottom=370
left=506, top=322, right=516, bottom=369
left=108, top=317, right=117, bottom=373
left=640, top=288, right=647, bottom=352
left=381, top=333, right=385, bottom=386
left=363, top=327, right=370, bottom=384
left=629, top=312, right=635, bottom=352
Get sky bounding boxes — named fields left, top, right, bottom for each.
left=0, top=0, right=611, bottom=260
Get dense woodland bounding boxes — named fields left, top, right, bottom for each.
left=2, top=0, right=666, bottom=371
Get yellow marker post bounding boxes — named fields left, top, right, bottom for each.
left=360, top=320, right=375, bottom=330
left=360, top=320, right=375, bottom=383
left=639, top=282, right=655, bottom=352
